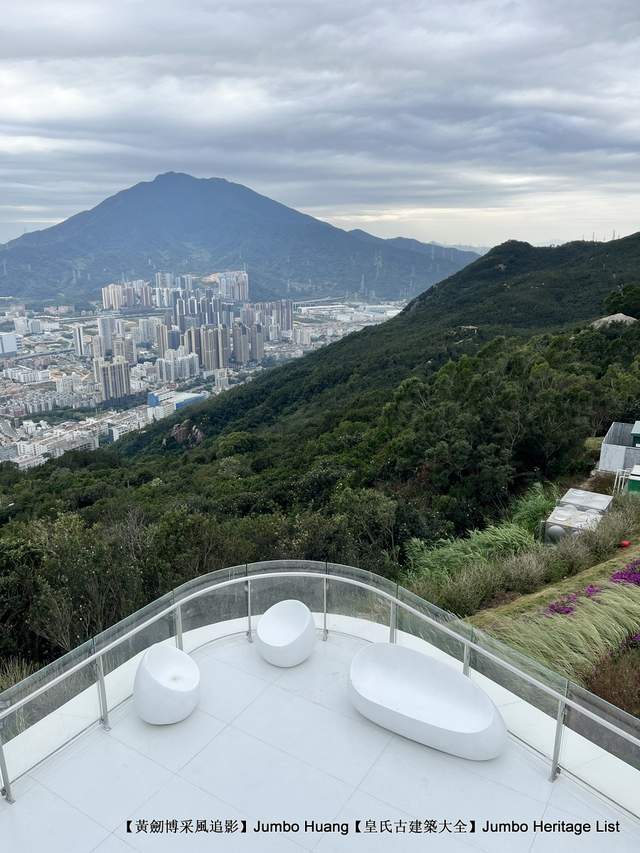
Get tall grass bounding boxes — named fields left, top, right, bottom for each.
left=0, top=657, right=38, bottom=692
left=510, top=483, right=558, bottom=535
left=405, top=523, right=534, bottom=581
left=586, top=646, right=640, bottom=716
left=407, top=496, right=640, bottom=617
left=478, top=583, right=640, bottom=682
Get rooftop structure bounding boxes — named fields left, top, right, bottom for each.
left=557, top=488, right=613, bottom=515
left=544, top=488, right=613, bottom=542
left=599, top=422, right=640, bottom=473
left=1, top=561, right=639, bottom=852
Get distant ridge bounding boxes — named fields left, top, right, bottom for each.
left=116, top=229, right=640, bottom=467
left=0, top=173, right=478, bottom=302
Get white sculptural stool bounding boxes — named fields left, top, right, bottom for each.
left=349, top=643, right=507, bottom=760
left=134, top=643, right=200, bottom=725
left=255, top=599, right=317, bottom=667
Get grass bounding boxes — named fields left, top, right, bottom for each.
left=404, top=490, right=640, bottom=712
left=405, top=522, right=535, bottom=581
left=0, top=657, right=38, bottom=692
left=408, top=495, right=640, bottom=617
left=470, top=581, right=640, bottom=682
left=470, top=540, right=640, bottom=626
left=585, top=645, right=640, bottom=716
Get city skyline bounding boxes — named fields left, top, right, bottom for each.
left=1, top=1, right=639, bottom=248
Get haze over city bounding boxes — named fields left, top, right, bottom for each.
left=1, top=0, right=639, bottom=247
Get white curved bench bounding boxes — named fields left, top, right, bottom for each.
left=349, top=643, right=507, bottom=760
left=134, top=644, right=200, bottom=725
left=255, top=599, right=317, bottom=667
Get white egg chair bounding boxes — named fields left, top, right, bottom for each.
left=134, top=643, right=200, bottom=725
left=255, top=599, right=317, bottom=667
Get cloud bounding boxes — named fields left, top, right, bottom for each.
left=1, top=0, right=639, bottom=245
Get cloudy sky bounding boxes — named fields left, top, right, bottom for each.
left=1, top=0, right=639, bottom=247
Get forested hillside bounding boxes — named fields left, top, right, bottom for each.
left=2, top=232, right=640, bottom=671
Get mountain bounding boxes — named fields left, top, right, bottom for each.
left=0, top=173, right=478, bottom=302
left=406, top=233, right=640, bottom=330
left=5, top=230, right=640, bottom=670
left=131, top=233, right=640, bottom=445
left=122, top=232, right=640, bottom=443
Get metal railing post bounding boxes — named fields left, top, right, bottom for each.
left=550, top=696, right=566, bottom=781
left=5, top=561, right=640, bottom=801
left=463, top=643, right=471, bottom=676
left=95, top=655, right=110, bottom=731
left=322, top=576, right=328, bottom=641
left=0, top=738, right=14, bottom=804
left=246, top=578, right=253, bottom=642
left=175, top=603, right=183, bottom=650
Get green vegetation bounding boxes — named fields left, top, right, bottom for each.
left=404, top=492, right=638, bottom=616
left=2, top=236, right=640, bottom=697
left=586, top=644, right=640, bottom=717
left=2, top=321, right=640, bottom=676
left=474, top=583, right=640, bottom=683
left=463, top=505, right=640, bottom=713
left=509, top=483, right=559, bottom=534
left=0, top=657, right=38, bottom=693
left=406, top=523, right=536, bottom=583
left=604, top=283, right=640, bottom=318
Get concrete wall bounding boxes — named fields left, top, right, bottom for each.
left=598, top=421, right=640, bottom=472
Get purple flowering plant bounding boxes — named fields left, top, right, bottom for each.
left=543, top=585, right=602, bottom=617
left=543, top=556, right=640, bottom=617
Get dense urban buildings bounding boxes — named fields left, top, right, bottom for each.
left=0, top=270, right=402, bottom=468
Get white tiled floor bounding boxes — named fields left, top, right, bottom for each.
left=1, top=633, right=639, bottom=853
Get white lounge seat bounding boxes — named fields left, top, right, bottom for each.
left=134, top=643, right=200, bottom=725
left=255, top=599, right=317, bottom=667
left=349, top=643, right=507, bottom=760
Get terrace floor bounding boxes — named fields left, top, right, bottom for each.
left=1, top=633, right=639, bottom=853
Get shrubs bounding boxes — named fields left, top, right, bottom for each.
left=405, top=490, right=640, bottom=617
left=579, top=496, right=638, bottom=559
left=430, top=561, right=507, bottom=615
left=405, top=522, right=535, bottom=581
left=585, top=645, right=640, bottom=717
left=510, top=483, right=558, bottom=534
left=501, top=548, right=547, bottom=593
left=0, top=657, right=37, bottom=692
left=479, top=583, right=640, bottom=681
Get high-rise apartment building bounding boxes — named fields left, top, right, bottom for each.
left=97, top=317, right=113, bottom=354
left=0, top=332, right=18, bottom=356
left=95, top=357, right=131, bottom=401
left=112, top=336, right=137, bottom=365
left=249, top=323, right=264, bottom=362
left=154, top=272, right=174, bottom=288
left=200, top=327, right=216, bottom=371
left=72, top=324, right=86, bottom=357
left=156, top=348, right=200, bottom=382
left=280, top=299, right=294, bottom=332
left=156, top=324, right=169, bottom=358
left=91, top=336, right=104, bottom=359
left=219, top=271, right=249, bottom=302
left=232, top=322, right=250, bottom=365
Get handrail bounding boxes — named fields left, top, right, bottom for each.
left=1, top=563, right=639, bottom=806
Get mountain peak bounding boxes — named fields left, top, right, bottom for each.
left=0, top=176, right=475, bottom=302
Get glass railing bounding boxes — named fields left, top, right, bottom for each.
left=0, top=559, right=639, bottom=817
